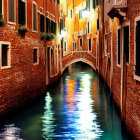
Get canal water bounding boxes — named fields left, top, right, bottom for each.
left=0, top=62, right=129, bottom=140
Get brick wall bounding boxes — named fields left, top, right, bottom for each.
left=0, top=0, right=60, bottom=116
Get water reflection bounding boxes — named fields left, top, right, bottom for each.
left=0, top=63, right=129, bottom=140
left=0, top=124, right=22, bottom=140
left=42, top=72, right=103, bottom=139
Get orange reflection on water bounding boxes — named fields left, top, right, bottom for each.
left=67, top=79, right=75, bottom=111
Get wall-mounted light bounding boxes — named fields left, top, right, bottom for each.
left=82, top=10, right=90, bottom=18
left=59, top=29, right=67, bottom=40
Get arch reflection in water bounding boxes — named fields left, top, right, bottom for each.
left=42, top=72, right=103, bottom=139
left=0, top=124, right=22, bottom=140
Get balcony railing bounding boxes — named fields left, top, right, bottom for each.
left=114, top=0, right=127, bottom=7
left=107, top=0, right=127, bottom=20
left=78, top=30, right=86, bottom=37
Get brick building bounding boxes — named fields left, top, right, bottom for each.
left=0, top=0, right=60, bottom=115
left=0, top=0, right=140, bottom=139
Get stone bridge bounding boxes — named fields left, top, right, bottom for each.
left=61, top=51, right=97, bottom=73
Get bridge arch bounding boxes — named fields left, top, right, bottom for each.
left=62, top=58, right=96, bottom=73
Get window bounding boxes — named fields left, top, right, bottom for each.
left=40, top=14, right=44, bottom=32
left=75, top=42, right=77, bottom=50
left=18, top=0, right=26, bottom=25
left=57, top=0, right=60, bottom=4
left=33, top=2, right=37, bottom=31
left=80, top=38, right=82, bottom=47
left=93, top=0, right=96, bottom=9
left=117, top=28, right=121, bottom=65
left=33, top=48, right=38, bottom=64
left=0, top=42, right=11, bottom=69
left=8, top=0, right=16, bottom=23
left=123, top=26, right=129, bottom=63
left=79, top=10, right=82, bottom=19
left=60, top=19, right=63, bottom=33
left=86, top=0, right=90, bottom=11
left=73, top=42, right=75, bottom=50
left=0, top=0, right=2, bottom=14
left=88, top=39, right=92, bottom=51
left=71, top=9, right=73, bottom=18
left=64, top=41, right=67, bottom=52
left=88, top=22, right=91, bottom=34
left=135, top=20, right=140, bottom=76
left=51, top=20, right=56, bottom=34
left=46, top=17, right=51, bottom=33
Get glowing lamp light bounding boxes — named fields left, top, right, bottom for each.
left=61, top=29, right=67, bottom=37
left=82, top=10, right=90, bottom=18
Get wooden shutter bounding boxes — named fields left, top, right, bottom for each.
left=8, top=0, right=15, bottom=22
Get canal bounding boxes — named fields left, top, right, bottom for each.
left=0, top=62, right=129, bottom=140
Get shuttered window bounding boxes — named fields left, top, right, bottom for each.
left=57, top=0, right=60, bottom=4
left=117, top=29, right=121, bottom=65
left=93, top=0, right=96, bottom=9
left=80, top=39, right=82, bottom=47
left=51, top=20, right=54, bottom=33
left=75, top=42, right=77, bottom=50
left=124, top=26, right=129, bottom=63
left=136, top=21, right=140, bottom=76
left=46, top=18, right=51, bottom=33
left=33, top=48, right=38, bottom=64
left=2, top=45, right=9, bottom=67
left=60, top=19, right=63, bottom=33
left=0, top=0, right=2, bottom=14
left=71, top=9, right=73, bottom=18
left=64, top=41, right=67, bottom=52
left=8, top=0, right=15, bottom=22
left=79, top=10, right=82, bottom=19
left=18, top=0, right=26, bottom=25
left=33, top=3, right=37, bottom=31
left=88, top=39, right=91, bottom=51
left=86, top=0, right=90, bottom=11
left=88, top=22, right=91, bottom=34
left=40, top=14, right=44, bottom=32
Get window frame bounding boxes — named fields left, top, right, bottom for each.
left=40, top=13, right=45, bottom=32
left=75, top=42, right=77, bottom=50
left=33, top=47, right=39, bottom=65
left=88, top=21, right=91, bottom=34
left=64, top=41, right=68, bottom=52
left=0, top=41, right=11, bottom=69
left=7, top=0, right=16, bottom=25
left=71, top=9, right=73, bottom=18
left=117, top=26, right=121, bottom=67
left=134, top=16, right=140, bottom=81
left=88, top=38, right=92, bottom=52
left=32, top=1, right=38, bottom=32
left=79, top=38, right=83, bottom=48
left=18, top=0, right=27, bottom=26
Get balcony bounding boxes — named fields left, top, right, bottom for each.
left=78, top=30, right=86, bottom=36
left=107, top=0, right=127, bottom=21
